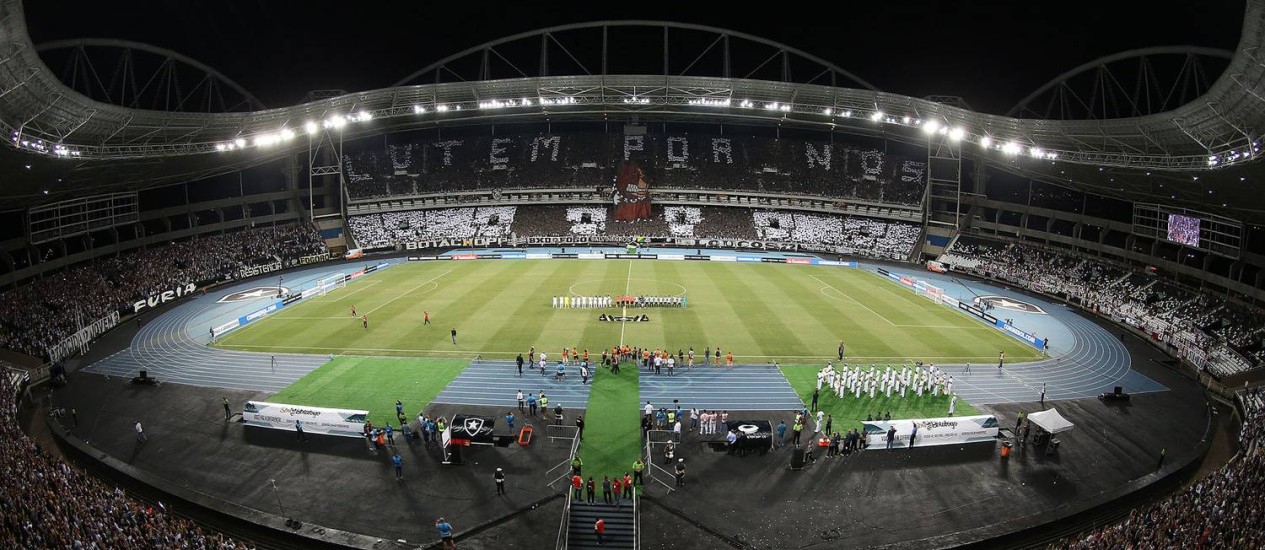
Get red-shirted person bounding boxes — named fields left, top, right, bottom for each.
left=571, top=474, right=583, bottom=500
left=595, top=518, right=606, bottom=545
left=726, top=352, right=735, bottom=369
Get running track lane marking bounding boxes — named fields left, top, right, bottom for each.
left=362, top=269, right=453, bottom=316
left=809, top=273, right=898, bottom=326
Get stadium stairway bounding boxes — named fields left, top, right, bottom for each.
left=567, top=498, right=636, bottom=549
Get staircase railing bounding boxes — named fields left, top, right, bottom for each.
left=554, top=483, right=574, bottom=550
left=633, top=489, right=640, bottom=550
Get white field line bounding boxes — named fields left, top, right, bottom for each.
left=620, top=260, right=632, bottom=346
left=810, top=273, right=898, bottom=326
left=362, top=270, right=453, bottom=316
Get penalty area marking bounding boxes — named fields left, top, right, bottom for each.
left=362, top=270, right=452, bottom=316
left=812, top=278, right=898, bottom=326
left=307, top=279, right=383, bottom=302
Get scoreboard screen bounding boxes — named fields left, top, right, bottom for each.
left=1166, top=214, right=1201, bottom=247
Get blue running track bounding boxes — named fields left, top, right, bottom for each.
left=638, top=365, right=804, bottom=411
left=432, top=360, right=594, bottom=408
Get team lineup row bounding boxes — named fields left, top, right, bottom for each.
left=550, top=295, right=687, bottom=308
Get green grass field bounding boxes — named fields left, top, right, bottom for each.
left=780, top=365, right=978, bottom=427
left=267, top=357, right=465, bottom=425
left=244, top=260, right=1024, bottom=469
left=215, top=260, right=1040, bottom=365
left=575, top=364, right=640, bottom=482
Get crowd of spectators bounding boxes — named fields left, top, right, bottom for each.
left=939, top=236, right=1265, bottom=377
left=0, top=374, right=253, bottom=548
left=1050, top=387, right=1264, bottom=549
left=347, top=207, right=518, bottom=249
left=753, top=211, right=919, bottom=260
left=341, top=132, right=926, bottom=206
left=0, top=223, right=326, bottom=360
left=350, top=205, right=918, bottom=261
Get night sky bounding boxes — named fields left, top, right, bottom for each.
left=24, top=0, right=1247, bottom=115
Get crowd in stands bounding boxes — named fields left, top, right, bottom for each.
left=0, top=223, right=326, bottom=360
left=350, top=205, right=919, bottom=260
left=753, top=211, right=919, bottom=260
left=1050, top=387, right=1264, bottom=549
left=0, top=375, right=253, bottom=548
left=939, top=236, right=1265, bottom=377
left=342, top=132, right=925, bottom=206
left=348, top=207, right=517, bottom=249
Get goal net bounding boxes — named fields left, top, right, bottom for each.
left=916, top=281, right=945, bottom=305
left=318, top=273, right=346, bottom=296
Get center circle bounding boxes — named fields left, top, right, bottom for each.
left=568, top=277, right=687, bottom=297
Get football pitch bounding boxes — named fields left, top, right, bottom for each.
left=213, top=259, right=1042, bottom=365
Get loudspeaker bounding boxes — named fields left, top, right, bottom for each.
left=790, top=449, right=806, bottom=470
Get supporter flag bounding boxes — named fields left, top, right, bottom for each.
left=613, top=162, right=652, bottom=221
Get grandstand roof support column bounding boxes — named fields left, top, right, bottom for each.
left=306, top=125, right=344, bottom=224
left=923, top=129, right=963, bottom=259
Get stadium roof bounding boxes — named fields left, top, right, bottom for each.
left=3, top=0, right=1264, bottom=220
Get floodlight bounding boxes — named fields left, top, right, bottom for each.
left=980, top=136, right=992, bottom=147
left=870, top=111, right=883, bottom=121
left=922, top=120, right=939, bottom=134
left=948, top=127, right=965, bottom=141
left=234, top=138, right=246, bottom=148
left=902, top=116, right=911, bottom=124
left=305, top=121, right=318, bottom=134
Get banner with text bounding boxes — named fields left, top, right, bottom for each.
left=862, top=415, right=998, bottom=449
left=242, top=401, right=368, bottom=438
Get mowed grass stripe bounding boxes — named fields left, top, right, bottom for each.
left=484, top=260, right=574, bottom=355
left=576, top=365, right=640, bottom=484
left=782, top=267, right=909, bottom=360
left=219, top=261, right=1045, bottom=365
left=267, top=357, right=466, bottom=425
left=745, top=265, right=853, bottom=357
left=652, top=261, right=710, bottom=354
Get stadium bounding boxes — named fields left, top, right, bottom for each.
left=1, top=1, right=1263, bottom=549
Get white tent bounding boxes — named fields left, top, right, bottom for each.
left=1027, top=408, right=1075, bottom=434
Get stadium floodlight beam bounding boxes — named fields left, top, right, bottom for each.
left=980, top=136, right=993, bottom=148
left=870, top=111, right=883, bottom=121
left=1002, top=141, right=1022, bottom=155
left=234, top=138, right=246, bottom=148
left=922, top=120, right=940, bottom=134
left=948, top=127, right=965, bottom=141
left=304, top=121, right=318, bottom=134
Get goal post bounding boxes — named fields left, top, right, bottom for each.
left=318, top=273, right=346, bottom=296
left=915, top=281, right=945, bottom=305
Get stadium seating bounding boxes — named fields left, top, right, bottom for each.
left=340, top=132, right=927, bottom=206
left=939, top=237, right=1265, bottom=377
left=349, top=206, right=919, bottom=261
left=0, top=223, right=326, bottom=360
left=1051, top=387, right=1264, bottom=549
left=0, top=375, right=254, bottom=549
